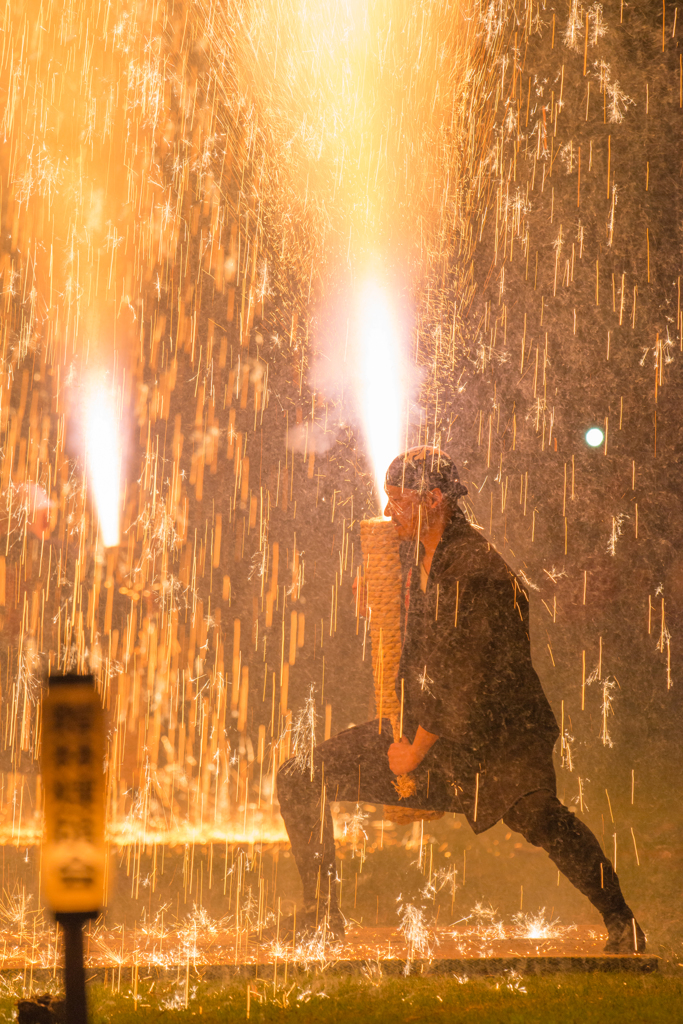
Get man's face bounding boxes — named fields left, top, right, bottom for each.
left=384, top=484, right=425, bottom=541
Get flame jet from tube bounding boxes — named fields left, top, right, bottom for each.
left=356, top=280, right=406, bottom=510
left=311, top=275, right=411, bottom=513
left=84, top=382, right=122, bottom=549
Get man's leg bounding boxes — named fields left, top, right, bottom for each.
left=277, top=720, right=407, bottom=929
left=503, top=789, right=645, bottom=952
left=275, top=747, right=341, bottom=928
left=276, top=720, right=451, bottom=936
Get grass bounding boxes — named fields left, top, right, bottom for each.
left=5, top=971, right=683, bottom=1023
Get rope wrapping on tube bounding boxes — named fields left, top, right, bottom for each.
left=360, top=517, right=443, bottom=825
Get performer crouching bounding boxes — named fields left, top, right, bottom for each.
left=275, top=446, right=645, bottom=953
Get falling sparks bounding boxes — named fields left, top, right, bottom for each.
left=599, top=676, right=618, bottom=748
left=396, top=900, right=434, bottom=968
left=288, top=688, right=317, bottom=778
left=512, top=908, right=575, bottom=941
left=342, top=804, right=369, bottom=856
left=0, top=0, right=675, bottom=977
left=606, top=512, right=627, bottom=556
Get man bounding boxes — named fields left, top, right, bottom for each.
left=276, top=446, right=645, bottom=953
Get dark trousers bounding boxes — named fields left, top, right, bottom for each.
left=276, top=721, right=630, bottom=923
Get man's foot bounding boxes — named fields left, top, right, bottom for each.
left=603, top=914, right=646, bottom=954
left=256, top=907, right=345, bottom=945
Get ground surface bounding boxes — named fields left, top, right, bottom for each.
left=6, top=974, right=683, bottom=1023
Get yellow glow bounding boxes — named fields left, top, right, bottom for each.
left=202, top=0, right=471, bottom=513
left=0, top=0, right=479, bottom=906
left=84, top=383, right=122, bottom=549
left=357, top=280, right=405, bottom=508
left=212, top=0, right=470, bottom=251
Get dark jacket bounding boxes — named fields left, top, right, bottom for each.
left=398, top=510, right=559, bottom=833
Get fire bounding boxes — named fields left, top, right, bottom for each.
left=84, top=381, right=122, bottom=549
left=356, top=279, right=407, bottom=510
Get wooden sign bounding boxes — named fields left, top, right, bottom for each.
left=42, top=675, right=106, bottom=915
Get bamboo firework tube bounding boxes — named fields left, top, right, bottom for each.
left=359, top=518, right=403, bottom=727
left=360, top=517, right=443, bottom=825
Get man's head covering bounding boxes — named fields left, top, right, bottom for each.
left=384, top=446, right=468, bottom=500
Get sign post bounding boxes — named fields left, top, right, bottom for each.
left=42, top=674, right=106, bottom=1024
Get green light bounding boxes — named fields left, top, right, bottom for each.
left=585, top=427, right=604, bottom=447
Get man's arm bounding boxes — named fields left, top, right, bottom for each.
left=388, top=725, right=439, bottom=775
